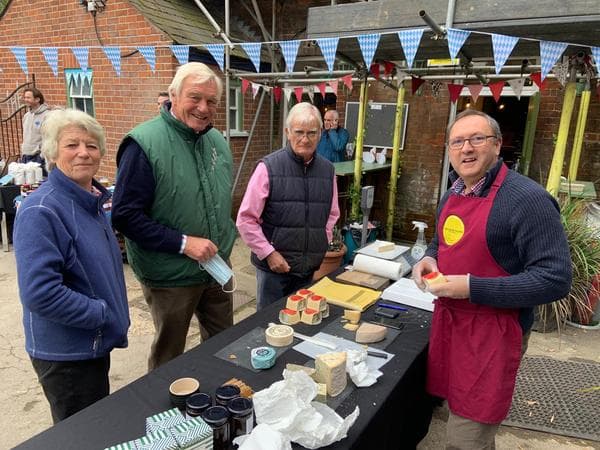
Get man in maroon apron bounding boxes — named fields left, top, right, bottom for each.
left=413, top=110, right=571, bottom=449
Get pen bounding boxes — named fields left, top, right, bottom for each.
left=377, top=302, right=408, bottom=312
left=367, top=350, right=389, bottom=359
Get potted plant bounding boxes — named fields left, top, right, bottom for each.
left=534, top=199, right=600, bottom=332
left=313, top=226, right=347, bottom=280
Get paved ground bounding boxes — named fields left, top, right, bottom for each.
left=1, top=239, right=599, bottom=449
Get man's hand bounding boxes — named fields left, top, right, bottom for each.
left=412, top=256, right=439, bottom=290
left=183, top=236, right=218, bottom=262
left=427, top=275, right=470, bottom=299
left=266, top=250, right=291, bottom=273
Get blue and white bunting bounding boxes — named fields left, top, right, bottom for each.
left=71, top=47, right=89, bottom=72
left=137, top=46, right=156, bottom=73
left=491, top=33, right=519, bottom=74
left=446, top=28, right=471, bottom=59
left=316, top=37, right=339, bottom=72
left=397, top=28, right=424, bottom=69
left=102, top=47, right=121, bottom=76
left=40, top=47, right=58, bottom=76
left=539, top=40, right=568, bottom=81
left=170, top=45, right=189, bottom=66
left=357, top=33, right=380, bottom=69
left=279, top=40, right=301, bottom=72
left=240, top=43, right=262, bottom=72
left=590, top=46, right=600, bottom=68
left=10, top=47, right=28, bottom=75
left=204, top=43, right=225, bottom=72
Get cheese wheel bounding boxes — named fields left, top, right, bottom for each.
left=279, top=308, right=301, bottom=325
left=265, top=324, right=294, bottom=347
left=423, top=271, right=447, bottom=288
left=286, top=294, right=306, bottom=311
left=355, top=322, right=387, bottom=343
left=300, top=308, right=322, bottom=325
left=250, top=346, right=277, bottom=369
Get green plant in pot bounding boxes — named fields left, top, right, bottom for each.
left=313, top=226, right=346, bottom=280
left=535, top=199, right=600, bottom=332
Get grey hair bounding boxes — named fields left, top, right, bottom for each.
left=325, top=109, right=339, bottom=120
left=168, top=62, right=223, bottom=100
left=447, top=109, right=502, bottom=139
left=285, top=102, right=323, bottom=130
left=41, top=109, right=106, bottom=165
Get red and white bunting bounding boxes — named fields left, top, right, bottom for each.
left=467, top=84, right=483, bottom=103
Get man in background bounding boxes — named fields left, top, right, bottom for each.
left=316, top=109, right=349, bottom=163
left=21, top=87, right=50, bottom=166
left=157, top=91, right=169, bottom=112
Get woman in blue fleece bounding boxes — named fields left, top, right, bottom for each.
left=14, top=109, right=130, bottom=423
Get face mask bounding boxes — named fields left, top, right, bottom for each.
left=199, top=254, right=236, bottom=293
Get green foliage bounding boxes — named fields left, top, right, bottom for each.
left=328, top=225, right=344, bottom=252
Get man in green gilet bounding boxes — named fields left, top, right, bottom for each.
left=112, top=63, right=236, bottom=370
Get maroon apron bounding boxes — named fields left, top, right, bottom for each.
left=426, top=164, right=522, bottom=424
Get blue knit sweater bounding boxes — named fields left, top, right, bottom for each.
left=426, top=160, right=572, bottom=332
left=14, top=169, right=130, bottom=361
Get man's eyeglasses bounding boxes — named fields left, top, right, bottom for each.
left=448, top=134, right=497, bottom=150
left=292, top=129, right=319, bottom=140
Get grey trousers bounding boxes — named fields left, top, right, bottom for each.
left=141, top=281, right=233, bottom=371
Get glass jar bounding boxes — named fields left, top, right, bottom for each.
left=227, top=396, right=254, bottom=438
left=215, top=384, right=240, bottom=406
left=186, top=392, right=212, bottom=420
left=203, top=405, right=230, bottom=450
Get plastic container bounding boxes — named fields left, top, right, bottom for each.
left=227, top=396, right=254, bottom=438
left=215, top=384, right=241, bottom=406
left=203, top=405, right=231, bottom=450
left=186, top=392, right=212, bottom=419
left=410, top=221, right=428, bottom=261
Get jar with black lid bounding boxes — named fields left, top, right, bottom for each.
left=203, top=405, right=231, bottom=450
left=227, top=396, right=254, bottom=438
left=186, top=392, right=212, bottom=420
left=215, top=384, right=240, bottom=406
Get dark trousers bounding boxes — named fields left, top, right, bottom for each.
left=141, top=282, right=233, bottom=371
left=31, top=355, right=110, bottom=424
left=255, top=268, right=313, bottom=310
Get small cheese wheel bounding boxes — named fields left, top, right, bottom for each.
left=307, top=294, right=326, bottom=312
left=265, top=324, right=294, bottom=347
left=286, top=294, right=306, bottom=311
left=355, top=322, right=388, bottom=343
left=423, top=271, right=447, bottom=288
left=301, top=308, right=322, bottom=325
left=279, top=308, right=301, bottom=325
left=251, top=346, right=277, bottom=369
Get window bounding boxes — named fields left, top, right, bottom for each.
left=228, top=83, right=244, bottom=134
left=65, top=69, right=95, bottom=116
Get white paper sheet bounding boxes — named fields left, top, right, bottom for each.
left=380, top=277, right=436, bottom=311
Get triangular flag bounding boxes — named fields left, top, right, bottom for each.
left=488, top=81, right=505, bottom=103
left=10, top=47, right=28, bottom=75
left=170, top=45, right=189, bottom=65
left=205, top=44, right=225, bottom=72
left=467, top=84, right=483, bottom=103
left=273, top=86, right=282, bottom=104
left=241, top=78, right=250, bottom=95
left=447, top=83, right=463, bottom=103
left=370, top=63, right=380, bottom=78
left=530, top=72, right=547, bottom=91
left=137, top=46, right=156, bottom=73
left=316, top=37, right=339, bottom=73
left=553, top=61, right=569, bottom=87
left=446, top=28, right=471, bottom=59
left=411, top=76, right=426, bottom=94
left=491, top=33, right=519, bottom=74
left=341, top=74, right=353, bottom=90
left=280, top=40, right=301, bottom=72
left=383, top=60, right=395, bottom=77
left=507, top=78, right=525, bottom=100
left=294, top=86, right=304, bottom=103
left=283, top=87, right=293, bottom=102
left=539, top=40, right=568, bottom=81
left=72, top=47, right=89, bottom=72
left=40, top=47, right=58, bottom=77
left=317, top=82, right=326, bottom=98
left=262, top=85, right=272, bottom=93
left=240, top=43, right=262, bottom=72
left=591, top=47, right=600, bottom=68
left=251, top=82, right=260, bottom=99
left=102, top=47, right=121, bottom=76
left=356, top=33, right=380, bottom=69
left=397, top=28, right=424, bottom=69
left=306, top=86, right=315, bottom=103
left=328, top=79, right=338, bottom=93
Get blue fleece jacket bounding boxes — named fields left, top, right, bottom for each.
left=14, top=168, right=130, bottom=361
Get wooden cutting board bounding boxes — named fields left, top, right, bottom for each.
left=335, top=270, right=390, bottom=290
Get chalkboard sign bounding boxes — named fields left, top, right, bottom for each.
left=344, top=102, right=409, bottom=150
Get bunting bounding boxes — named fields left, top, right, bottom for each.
left=467, top=84, right=483, bottom=103
left=539, top=40, right=568, bottom=81
left=170, top=45, right=189, bottom=65
left=327, top=79, right=338, bottom=93
left=356, top=33, right=380, bottom=69
left=137, top=46, right=156, bottom=73
left=430, top=80, right=442, bottom=98
left=280, top=40, right=301, bottom=72
left=294, top=86, right=304, bottom=102
left=316, top=37, right=339, bottom=73
left=488, top=81, right=505, bottom=103
left=240, top=43, right=262, bottom=72
left=491, top=33, right=519, bottom=74
left=341, top=74, right=353, bottom=90
left=273, top=86, right=282, bottom=104
left=592, top=47, right=600, bottom=68
left=241, top=78, right=250, bottom=95
left=507, top=78, right=525, bottom=99
left=370, top=63, right=380, bottom=78
left=446, top=28, right=471, bottom=59
left=411, top=76, right=425, bottom=95
left=397, top=28, right=424, bottom=69
left=317, top=82, right=326, bottom=98
left=447, top=83, right=463, bottom=103
left=102, top=47, right=121, bottom=76
left=10, top=47, right=28, bottom=75
left=40, top=47, right=58, bottom=77
left=306, top=86, right=315, bottom=103
left=283, top=87, right=293, bottom=102
left=530, top=72, right=546, bottom=91
left=71, top=47, right=89, bottom=72
left=251, top=82, right=260, bottom=99
left=553, top=61, right=569, bottom=86
left=204, top=44, right=225, bottom=72
left=383, top=60, right=395, bottom=77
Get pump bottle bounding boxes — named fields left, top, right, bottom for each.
left=411, top=221, right=428, bottom=260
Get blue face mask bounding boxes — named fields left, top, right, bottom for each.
left=199, top=254, right=236, bottom=293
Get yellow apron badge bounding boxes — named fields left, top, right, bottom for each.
left=442, top=215, right=464, bottom=245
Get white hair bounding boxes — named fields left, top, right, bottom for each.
left=286, top=102, right=323, bottom=130
left=168, top=62, right=223, bottom=100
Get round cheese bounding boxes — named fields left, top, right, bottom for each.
left=265, top=324, right=294, bottom=347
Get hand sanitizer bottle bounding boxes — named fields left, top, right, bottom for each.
left=411, top=221, right=428, bottom=260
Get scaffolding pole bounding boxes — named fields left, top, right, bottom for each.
left=351, top=78, right=369, bottom=219
left=519, top=91, right=540, bottom=177
left=568, top=85, right=591, bottom=181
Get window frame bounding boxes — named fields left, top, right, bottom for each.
left=64, top=69, right=95, bottom=117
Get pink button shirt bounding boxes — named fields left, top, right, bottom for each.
left=236, top=162, right=340, bottom=260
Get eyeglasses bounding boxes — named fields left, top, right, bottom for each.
left=448, top=134, right=497, bottom=150
left=291, top=129, right=319, bottom=140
